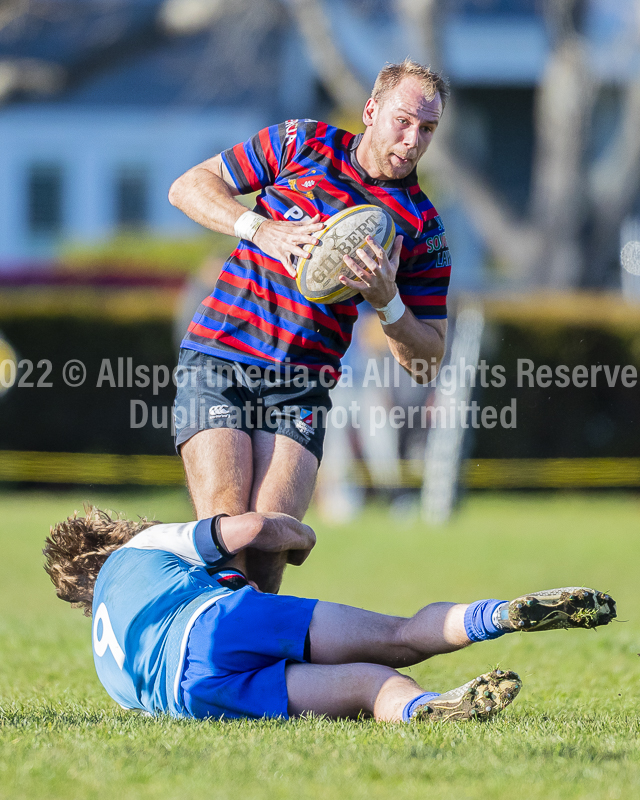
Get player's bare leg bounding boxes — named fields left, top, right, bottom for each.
left=285, top=662, right=521, bottom=723
left=285, top=599, right=530, bottom=722
left=181, top=428, right=253, bottom=516
left=182, top=428, right=319, bottom=592
left=307, top=600, right=472, bottom=668
left=285, top=662, right=424, bottom=721
left=245, top=431, right=318, bottom=593
left=251, top=431, right=318, bottom=519
left=305, top=587, right=616, bottom=667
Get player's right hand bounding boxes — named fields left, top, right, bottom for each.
left=252, top=512, right=316, bottom=563
left=253, top=214, right=325, bottom=277
left=219, top=511, right=316, bottom=560
left=286, top=546, right=313, bottom=567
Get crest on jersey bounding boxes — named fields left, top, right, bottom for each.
left=288, top=170, right=324, bottom=198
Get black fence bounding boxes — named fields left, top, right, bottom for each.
left=1, top=313, right=638, bottom=461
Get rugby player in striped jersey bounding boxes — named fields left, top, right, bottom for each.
left=168, top=60, right=451, bottom=592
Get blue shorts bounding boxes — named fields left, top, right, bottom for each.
left=180, top=586, right=318, bottom=720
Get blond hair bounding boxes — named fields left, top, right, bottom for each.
left=372, top=58, right=449, bottom=109
left=43, top=506, right=157, bottom=617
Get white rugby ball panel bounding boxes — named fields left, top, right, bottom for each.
left=296, top=204, right=395, bottom=304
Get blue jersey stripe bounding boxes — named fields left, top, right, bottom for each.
left=200, top=287, right=342, bottom=351
left=220, top=259, right=355, bottom=330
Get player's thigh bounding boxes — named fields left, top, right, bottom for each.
left=181, top=427, right=253, bottom=517
left=250, top=430, right=318, bottom=519
left=285, top=662, right=399, bottom=718
left=307, top=600, right=406, bottom=666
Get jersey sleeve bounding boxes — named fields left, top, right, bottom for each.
left=397, top=217, right=451, bottom=320
left=220, top=119, right=319, bottom=194
left=122, top=518, right=230, bottom=569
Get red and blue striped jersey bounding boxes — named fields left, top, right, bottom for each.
left=181, top=120, right=451, bottom=377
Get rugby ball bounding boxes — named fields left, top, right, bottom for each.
left=296, top=204, right=395, bottom=304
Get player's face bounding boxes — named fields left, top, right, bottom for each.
left=362, top=77, right=442, bottom=181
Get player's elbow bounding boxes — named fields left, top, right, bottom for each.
left=408, top=350, right=445, bottom=385
left=168, top=175, right=187, bottom=209
left=412, top=357, right=442, bottom=385
left=168, top=165, right=202, bottom=209
left=407, top=361, right=437, bottom=385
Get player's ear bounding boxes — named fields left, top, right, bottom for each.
left=363, top=97, right=377, bottom=127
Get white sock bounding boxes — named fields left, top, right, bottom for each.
left=491, top=602, right=513, bottom=630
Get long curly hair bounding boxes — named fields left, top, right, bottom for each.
left=43, top=506, right=158, bottom=617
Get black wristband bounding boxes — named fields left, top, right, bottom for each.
left=210, top=514, right=231, bottom=559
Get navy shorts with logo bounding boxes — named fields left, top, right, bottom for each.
left=173, top=348, right=334, bottom=462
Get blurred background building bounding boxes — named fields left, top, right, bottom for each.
left=2, top=0, right=639, bottom=289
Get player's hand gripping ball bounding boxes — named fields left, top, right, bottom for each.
left=296, top=204, right=395, bottom=304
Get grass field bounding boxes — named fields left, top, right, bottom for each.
left=0, top=489, right=638, bottom=800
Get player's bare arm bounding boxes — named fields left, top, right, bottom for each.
left=168, top=154, right=324, bottom=277
left=218, top=511, right=316, bottom=566
left=381, top=314, right=447, bottom=384
left=340, top=235, right=447, bottom=382
left=168, top=154, right=243, bottom=235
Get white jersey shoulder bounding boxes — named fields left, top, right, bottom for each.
left=122, top=522, right=204, bottom=566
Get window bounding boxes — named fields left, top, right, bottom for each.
left=454, top=0, right=537, bottom=14
left=116, top=166, right=149, bottom=228
left=28, top=164, right=63, bottom=235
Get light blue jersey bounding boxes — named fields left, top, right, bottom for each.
left=91, top=518, right=235, bottom=717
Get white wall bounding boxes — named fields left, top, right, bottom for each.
left=0, top=106, right=264, bottom=269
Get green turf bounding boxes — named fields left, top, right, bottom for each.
left=0, top=489, right=638, bottom=800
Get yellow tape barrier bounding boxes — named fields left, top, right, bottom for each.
left=0, top=287, right=179, bottom=322
left=0, top=451, right=639, bottom=489
left=0, top=451, right=183, bottom=486
left=463, top=458, right=640, bottom=489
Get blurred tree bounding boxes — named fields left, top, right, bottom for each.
left=287, top=0, right=640, bottom=289
left=0, top=0, right=28, bottom=31
left=420, top=0, right=640, bottom=289
left=282, top=0, right=368, bottom=110
left=0, top=0, right=164, bottom=103
left=0, top=0, right=282, bottom=106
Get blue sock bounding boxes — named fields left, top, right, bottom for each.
left=402, top=692, right=441, bottom=722
left=464, top=599, right=509, bottom=642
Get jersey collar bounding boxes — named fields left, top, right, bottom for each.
left=349, top=133, right=418, bottom=189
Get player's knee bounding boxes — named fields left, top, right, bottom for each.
left=346, top=664, right=401, bottom=716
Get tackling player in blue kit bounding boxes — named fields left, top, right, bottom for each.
left=44, top=507, right=616, bottom=723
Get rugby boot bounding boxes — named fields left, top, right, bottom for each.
left=412, top=669, right=521, bottom=723
left=506, top=587, right=616, bottom=632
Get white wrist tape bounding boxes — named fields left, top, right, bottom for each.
left=234, top=210, right=265, bottom=242
left=375, top=290, right=406, bottom=326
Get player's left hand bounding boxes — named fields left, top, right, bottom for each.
left=339, top=234, right=403, bottom=309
